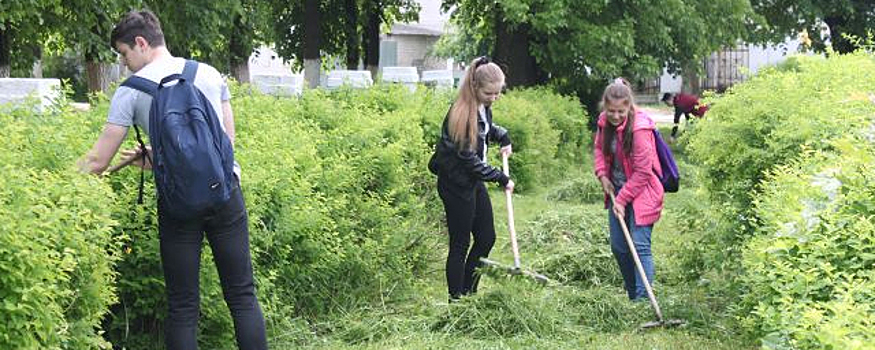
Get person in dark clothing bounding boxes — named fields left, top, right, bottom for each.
left=661, top=92, right=709, bottom=139
left=428, top=56, right=514, bottom=300
left=78, top=10, right=267, bottom=350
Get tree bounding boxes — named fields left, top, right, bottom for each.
left=269, top=0, right=419, bottom=87
left=225, top=0, right=271, bottom=82
left=361, top=0, right=420, bottom=77
left=343, top=0, right=361, bottom=69
left=145, top=0, right=235, bottom=70
left=751, top=0, right=875, bottom=54
left=55, top=0, right=132, bottom=92
left=0, top=0, right=63, bottom=78
left=269, top=0, right=335, bottom=88
left=440, top=0, right=756, bottom=114
left=492, top=4, right=545, bottom=87
left=139, top=0, right=270, bottom=82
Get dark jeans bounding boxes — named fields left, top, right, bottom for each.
left=158, top=184, right=268, bottom=350
left=439, top=181, right=496, bottom=299
left=671, top=106, right=690, bottom=138
left=607, top=200, right=655, bottom=301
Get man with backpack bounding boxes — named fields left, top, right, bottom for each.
left=78, top=10, right=268, bottom=350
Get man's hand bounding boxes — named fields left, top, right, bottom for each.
left=106, top=145, right=152, bottom=173
left=79, top=123, right=128, bottom=174
left=505, top=179, right=515, bottom=193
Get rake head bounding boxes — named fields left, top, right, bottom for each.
left=640, top=319, right=686, bottom=329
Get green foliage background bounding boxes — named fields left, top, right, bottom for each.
left=0, top=83, right=587, bottom=349
left=678, top=51, right=875, bottom=349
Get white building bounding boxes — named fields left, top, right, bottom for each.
left=380, top=0, right=452, bottom=71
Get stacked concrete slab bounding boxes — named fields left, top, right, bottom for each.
left=420, top=70, right=454, bottom=88
left=381, top=66, right=419, bottom=91
left=324, top=70, right=373, bottom=89
left=251, top=74, right=304, bottom=96
left=0, top=78, right=62, bottom=111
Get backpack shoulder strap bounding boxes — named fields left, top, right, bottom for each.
left=181, top=60, right=199, bottom=82
left=121, top=76, right=158, bottom=97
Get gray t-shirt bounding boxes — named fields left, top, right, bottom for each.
left=610, top=137, right=627, bottom=189
left=107, top=55, right=231, bottom=134
left=107, top=55, right=239, bottom=175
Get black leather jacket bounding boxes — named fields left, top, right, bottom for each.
left=429, top=106, right=511, bottom=200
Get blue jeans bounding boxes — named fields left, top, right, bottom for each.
left=608, top=201, right=655, bottom=301
left=158, top=184, right=268, bottom=350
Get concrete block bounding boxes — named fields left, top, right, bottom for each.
left=325, top=70, right=373, bottom=89
left=381, top=67, right=419, bottom=92
left=421, top=70, right=454, bottom=88
left=381, top=66, right=419, bottom=83
left=251, top=74, right=303, bottom=96
left=0, top=78, right=62, bottom=111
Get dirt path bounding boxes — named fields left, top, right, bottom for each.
left=638, top=106, right=674, bottom=125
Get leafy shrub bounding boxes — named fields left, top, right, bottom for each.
left=678, top=51, right=875, bottom=348
left=491, top=88, right=587, bottom=191
left=0, top=101, right=119, bottom=349
left=686, top=52, right=875, bottom=214
left=739, top=138, right=875, bottom=349
left=3, top=81, right=588, bottom=348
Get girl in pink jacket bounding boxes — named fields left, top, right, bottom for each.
left=593, top=79, right=665, bottom=300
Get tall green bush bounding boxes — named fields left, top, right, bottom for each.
left=687, top=52, right=875, bottom=213
left=3, top=81, right=587, bottom=348
left=0, top=101, right=119, bottom=349
left=679, top=51, right=875, bottom=349
left=740, top=138, right=875, bottom=349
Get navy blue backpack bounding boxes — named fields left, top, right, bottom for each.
left=121, top=60, right=236, bottom=218
left=652, top=130, right=679, bottom=193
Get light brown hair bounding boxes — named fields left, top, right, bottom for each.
left=447, top=57, right=505, bottom=151
left=600, top=78, right=637, bottom=157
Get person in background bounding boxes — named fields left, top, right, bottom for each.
left=428, top=56, right=514, bottom=301
left=661, top=92, right=708, bottom=141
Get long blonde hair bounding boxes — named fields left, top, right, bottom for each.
left=448, top=57, right=505, bottom=151
left=601, top=78, right=637, bottom=157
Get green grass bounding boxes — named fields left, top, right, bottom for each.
left=266, top=141, right=754, bottom=349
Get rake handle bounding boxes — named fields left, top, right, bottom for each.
left=502, top=152, right=521, bottom=270
left=609, top=192, right=664, bottom=322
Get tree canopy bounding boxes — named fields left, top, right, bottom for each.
left=438, top=0, right=757, bottom=113
left=750, top=0, right=875, bottom=53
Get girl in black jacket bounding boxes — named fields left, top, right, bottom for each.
left=430, top=57, right=514, bottom=300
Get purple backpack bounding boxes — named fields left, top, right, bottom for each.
left=652, top=130, right=679, bottom=192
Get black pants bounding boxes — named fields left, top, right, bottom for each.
left=671, top=106, right=690, bottom=138
left=158, top=184, right=268, bottom=350
left=439, top=181, right=496, bottom=299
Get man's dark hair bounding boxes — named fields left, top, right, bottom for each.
left=661, top=92, right=673, bottom=103
left=110, top=10, right=165, bottom=49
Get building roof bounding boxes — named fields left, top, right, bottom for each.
left=388, top=23, right=444, bottom=37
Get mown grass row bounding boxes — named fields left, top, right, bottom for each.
left=279, top=132, right=754, bottom=349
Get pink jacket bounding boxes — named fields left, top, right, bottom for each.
left=593, top=110, right=664, bottom=225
